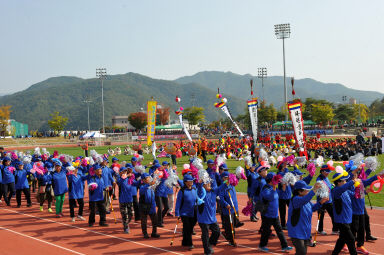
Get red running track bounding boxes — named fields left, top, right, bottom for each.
left=1, top=191, right=384, bottom=255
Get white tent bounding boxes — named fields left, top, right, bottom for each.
left=82, top=131, right=106, bottom=139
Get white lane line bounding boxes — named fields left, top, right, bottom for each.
left=0, top=226, right=86, bottom=255
left=0, top=208, right=185, bottom=255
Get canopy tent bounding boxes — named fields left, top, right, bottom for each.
left=155, top=124, right=183, bottom=130
left=81, top=131, right=106, bottom=139
left=272, top=120, right=317, bottom=126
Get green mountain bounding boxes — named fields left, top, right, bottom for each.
left=0, top=73, right=245, bottom=131
left=175, top=71, right=383, bottom=107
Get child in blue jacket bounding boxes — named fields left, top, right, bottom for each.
left=87, top=164, right=108, bottom=227
left=67, top=166, right=87, bottom=222
left=44, top=161, right=68, bottom=217
left=14, top=160, right=32, bottom=207
left=1, top=157, right=15, bottom=206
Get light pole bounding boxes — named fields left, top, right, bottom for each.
left=275, top=23, right=291, bottom=121
left=83, top=96, right=92, bottom=132
left=257, top=67, right=267, bottom=101
left=96, top=68, right=107, bottom=133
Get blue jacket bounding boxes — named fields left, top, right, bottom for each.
left=277, top=169, right=292, bottom=200
left=87, top=175, right=106, bottom=202
left=250, top=176, right=266, bottom=202
left=207, top=167, right=219, bottom=189
left=48, top=170, right=69, bottom=196
left=117, top=176, right=139, bottom=203
left=175, top=187, right=197, bottom=217
left=155, top=174, right=168, bottom=198
left=219, top=183, right=239, bottom=216
left=261, top=183, right=279, bottom=218
left=67, top=173, right=87, bottom=199
left=332, top=180, right=355, bottom=224
left=102, top=166, right=114, bottom=188
left=247, top=171, right=259, bottom=196
left=316, top=174, right=333, bottom=204
left=78, top=165, right=89, bottom=175
left=15, top=169, right=30, bottom=189
left=351, top=175, right=378, bottom=215
left=302, top=174, right=313, bottom=185
left=197, top=184, right=220, bottom=224
left=1, top=165, right=15, bottom=184
left=139, top=184, right=156, bottom=215
left=130, top=169, right=141, bottom=195
left=287, top=190, right=321, bottom=240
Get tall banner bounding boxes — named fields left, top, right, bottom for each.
left=219, top=104, right=244, bottom=137
left=147, top=100, right=157, bottom=146
left=287, top=100, right=307, bottom=158
left=247, top=98, right=258, bottom=143
left=178, top=114, right=193, bottom=142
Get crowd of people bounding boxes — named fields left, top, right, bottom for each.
left=0, top=132, right=384, bottom=255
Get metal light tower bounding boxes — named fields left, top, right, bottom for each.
left=96, top=68, right=107, bottom=133
left=275, top=23, right=291, bottom=121
left=257, top=67, right=267, bottom=101
left=83, top=96, right=92, bottom=132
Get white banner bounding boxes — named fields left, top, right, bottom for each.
left=178, top=114, right=193, bottom=142
left=288, top=102, right=305, bottom=150
left=247, top=99, right=258, bottom=143
left=220, top=105, right=244, bottom=136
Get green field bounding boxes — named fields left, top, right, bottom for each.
left=42, top=145, right=384, bottom=208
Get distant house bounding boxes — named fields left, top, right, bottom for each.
left=111, top=116, right=135, bottom=129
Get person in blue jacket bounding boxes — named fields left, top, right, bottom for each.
left=101, top=158, right=115, bottom=214
left=139, top=173, right=160, bottom=239
left=206, top=159, right=219, bottom=189
left=67, top=166, right=87, bottom=222
left=316, top=165, right=338, bottom=235
left=44, top=161, right=68, bottom=217
left=175, top=174, right=197, bottom=250
left=350, top=168, right=382, bottom=255
left=250, top=165, right=268, bottom=226
left=197, top=178, right=221, bottom=255
left=37, top=162, right=53, bottom=213
left=330, top=170, right=359, bottom=255
left=1, top=157, right=15, bottom=206
left=287, top=180, right=328, bottom=255
left=87, top=164, right=108, bottom=227
left=117, top=166, right=137, bottom=233
left=155, top=162, right=170, bottom=227
left=247, top=164, right=259, bottom=222
left=258, top=172, right=293, bottom=252
left=277, top=161, right=291, bottom=230
left=14, top=160, right=32, bottom=207
left=130, top=157, right=141, bottom=221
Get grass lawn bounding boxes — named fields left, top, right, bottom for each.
left=41, top=145, right=384, bottom=208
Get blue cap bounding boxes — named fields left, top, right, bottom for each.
left=3, top=156, right=11, bottom=162
left=219, top=163, right=228, bottom=170
left=320, top=164, right=332, bottom=173
left=294, top=180, right=312, bottom=190
left=112, top=157, right=119, bottom=162
left=142, top=173, right=150, bottom=179
left=292, top=169, right=303, bottom=176
left=14, top=160, right=22, bottom=167
left=93, top=164, right=102, bottom=170
left=220, top=171, right=229, bottom=179
left=183, top=174, right=194, bottom=182
left=255, top=165, right=268, bottom=173
left=252, top=163, right=258, bottom=167
left=131, top=157, right=137, bottom=162
left=119, top=167, right=127, bottom=172
left=266, top=172, right=275, bottom=181
left=44, top=162, right=53, bottom=169
left=349, top=165, right=357, bottom=171
left=162, top=161, right=169, bottom=166
left=154, top=163, right=161, bottom=169
left=125, top=163, right=133, bottom=169
left=153, top=159, right=159, bottom=164
left=207, top=159, right=214, bottom=164
left=54, top=161, right=62, bottom=167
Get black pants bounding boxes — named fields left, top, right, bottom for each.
left=291, top=238, right=311, bottom=255
left=132, top=195, right=140, bottom=221
left=181, top=216, right=197, bottom=246
left=222, top=213, right=236, bottom=244
left=89, top=200, right=107, bottom=225
left=16, top=188, right=31, bottom=206
left=140, top=206, right=157, bottom=235
left=2, top=182, right=15, bottom=205
left=119, top=202, right=133, bottom=229
left=332, top=223, right=357, bottom=255
left=69, top=198, right=84, bottom=218
left=259, top=216, right=288, bottom=248
left=199, top=222, right=220, bottom=254
left=155, top=195, right=169, bottom=225
left=351, top=214, right=365, bottom=247
left=318, top=203, right=337, bottom=232
left=279, top=198, right=290, bottom=227
left=171, top=154, right=177, bottom=165
left=202, top=150, right=207, bottom=162
left=0, top=184, right=3, bottom=201
left=364, top=207, right=372, bottom=238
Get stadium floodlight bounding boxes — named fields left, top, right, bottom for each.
left=274, top=23, right=291, bottom=121
left=257, top=67, right=267, bottom=101
left=96, top=68, right=107, bottom=134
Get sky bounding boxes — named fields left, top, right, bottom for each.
left=1, top=0, right=384, bottom=94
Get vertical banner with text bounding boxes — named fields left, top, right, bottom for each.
left=147, top=100, right=157, bottom=145
left=287, top=100, right=307, bottom=158
left=247, top=98, right=258, bottom=143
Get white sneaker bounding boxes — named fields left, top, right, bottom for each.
left=71, top=217, right=76, bottom=222
left=318, top=231, right=327, bottom=235
left=77, top=215, right=86, bottom=221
